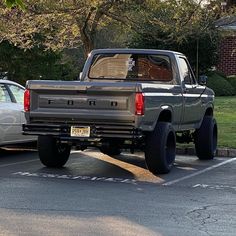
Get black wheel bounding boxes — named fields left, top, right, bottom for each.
left=195, top=116, right=217, bottom=160
left=145, top=122, right=176, bottom=174
left=100, top=146, right=121, bottom=156
left=38, top=136, right=71, bottom=167
left=100, top=140, right=121, bottom=156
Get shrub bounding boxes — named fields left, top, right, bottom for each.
left=206, top=72, right=235, bottom=96
left=227, top=76, right=236, bottom=94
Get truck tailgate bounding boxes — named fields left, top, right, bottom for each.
left=26, top=80, right=139, bottom=125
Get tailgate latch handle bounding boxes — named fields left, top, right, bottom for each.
left=68, top=100, right=74, bottom=105
left=111, top=101, right=118, bottom=107
left=89, top=100, right=96, bottom=106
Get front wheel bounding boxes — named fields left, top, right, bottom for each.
left=38, top=136, right=71, bottom=167
left=195, top=116, right=217, bottom=160
left=145, top=122, right=176, bottom=174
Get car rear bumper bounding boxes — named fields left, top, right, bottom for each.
left=23, top=123, right=143, bottom=140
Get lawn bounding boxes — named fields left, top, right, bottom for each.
left=214, top=96, right=236, bottom=148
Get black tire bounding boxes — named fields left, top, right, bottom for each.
left=100, top=145, right=121, bottom=156
left=145, top=122, right=176, bottom=174
left=100, top=140, right=121, bottom=156
left=38, top=136, right=71, bottom=167
left=195, top=116, right=217, bottom=160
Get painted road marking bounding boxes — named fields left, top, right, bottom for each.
left=193, top=184, right=236, bottom=191
left=12, top=171, right=138, bottom=185
left=163, top=157, right=236, bottom=186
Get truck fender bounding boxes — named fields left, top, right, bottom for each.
left=150, top=106, right=173, bottom=131
left=197, top=104, right=214, bottom=129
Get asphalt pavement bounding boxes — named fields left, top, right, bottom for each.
left=0, top=148, right=235, bottom=236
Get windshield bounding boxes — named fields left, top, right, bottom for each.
left=89, top=53, right=173, bottom=82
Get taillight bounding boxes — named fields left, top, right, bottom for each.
left=135, top=93, right=145, bottom=115
left=24, top=89, right=30, bottom=112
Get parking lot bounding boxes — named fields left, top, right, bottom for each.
left=0, top=148, right=235, bottom=236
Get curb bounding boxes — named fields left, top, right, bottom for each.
left=176, top=147, right=236, bottom=157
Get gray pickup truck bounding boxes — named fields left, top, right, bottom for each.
left=23, top=49, right=217, bottom=174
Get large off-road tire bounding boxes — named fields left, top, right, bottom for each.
left=100, top=140, right=121, bottom=156
left=145, top=122, right=176, bottom=174
left=38, top=136, right=71, bottom=167
left=100, top=145, right=121, bottom=156
left=195, top=116, right=217, bottom=160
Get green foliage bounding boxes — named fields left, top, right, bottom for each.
left=206, top=71, right=235, bottom=96
left=0, top=41, right=78, bottom=85
left=4, top=0, right=25, bottom=9
left=127, top=0, right=220, bottom=73
left=226, top=76, right=236, bottom=94
left=0, top=0, right=229, bottom=85
left=0, top=0, right=142, bottom=55
left=129, top=31, right=219, bottom=74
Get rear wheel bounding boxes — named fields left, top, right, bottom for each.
left=195, top=116, right=217, bottom=160
left=145, top=122, right=176, bottom=174
left=38, top=136, right=71, bottom=167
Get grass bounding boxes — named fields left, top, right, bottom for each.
left=214, top=96, right=236, bottom=148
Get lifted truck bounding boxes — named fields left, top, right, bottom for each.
left=23, top=49, right=217, bottom=174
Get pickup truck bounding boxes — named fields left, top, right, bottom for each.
left=23, top=49, right=217, bottom=174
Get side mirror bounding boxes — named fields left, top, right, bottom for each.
left=198, top=75, right=207, bottom=86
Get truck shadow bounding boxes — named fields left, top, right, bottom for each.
left=63, top=150, right=165, bottom=184
left=1, top=147, right=219, bottom=185
left=0, top=147, right=37, bottom=161
left=35, top=150, right=138, bottom=181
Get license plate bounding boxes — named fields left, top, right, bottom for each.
left=70, top=126, right=90, bottom=137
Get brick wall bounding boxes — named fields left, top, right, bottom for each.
left=217, top=36, right=236, bottom=76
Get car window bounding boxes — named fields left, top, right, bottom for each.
left=178, top=57, right=196, bottom=85
left=89, top=53, right=173, bottom=83
left=8, top=84, right=24, bottom=104
left=0, top=84, right=12, bottom=103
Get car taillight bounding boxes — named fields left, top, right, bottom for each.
left=135, top=93, right=145, bottom=115
left=24, top=89, right=30, bottom=112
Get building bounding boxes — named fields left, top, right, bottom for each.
left=215, top=16, right=236, bottom=76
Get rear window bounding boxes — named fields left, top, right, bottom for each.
left=89, top=53, right=173, bottom=82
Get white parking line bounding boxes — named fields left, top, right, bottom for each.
left=163, top=157, right=236, bottom=186
left=192, top=183, right=236, bottom=191
left=0, top=159, right=38, bottom=168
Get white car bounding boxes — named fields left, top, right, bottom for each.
left=0, top=79, right=36, bottom=146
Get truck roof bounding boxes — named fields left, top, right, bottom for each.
left=90, top=48, right=184, bottom=57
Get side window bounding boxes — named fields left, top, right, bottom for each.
left=8, top=84, right=24, bottom=104
left=178, top=57, right=196, bottom=85
left=0, top=84, right=12, bottom=103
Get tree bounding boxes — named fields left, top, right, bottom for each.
left=0, top=0, right=227, bottom=76
left=0, top=41, right=77, bottom=85
left=4, top=0, right=24, bottom=9
left=0, top=0, right=142, bottom=56
left=127, top=0, right=221, bottom=74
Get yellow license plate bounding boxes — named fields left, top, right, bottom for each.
left=70, top=126, right=90, bottom=137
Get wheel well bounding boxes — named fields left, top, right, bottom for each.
left=158, top=110, right=172, bottom=122
left=205, top=107, right=213, bottom=117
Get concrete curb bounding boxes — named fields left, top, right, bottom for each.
left=176, top=147, right=236, bottom=157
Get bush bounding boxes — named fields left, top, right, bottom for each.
left=227, top=76, right=236, bottom=94
left=206, top=72, right=235, bottom=96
